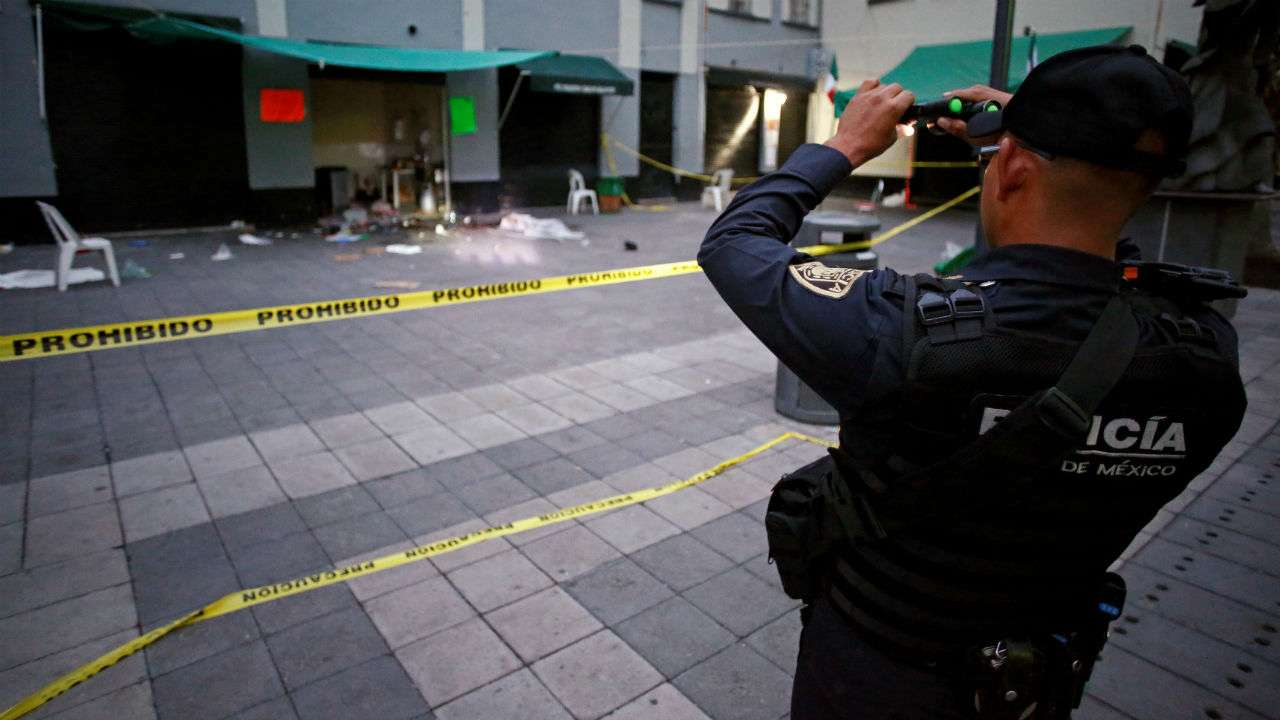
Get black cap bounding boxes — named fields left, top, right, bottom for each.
left=967, top=44, right=1193, bottom=177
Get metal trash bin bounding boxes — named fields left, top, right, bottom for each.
left=775, top=212, right=881, bottom=424
left=792, top=211, right=882, bottom=247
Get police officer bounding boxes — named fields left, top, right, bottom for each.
left=699, top=46, right=1247, bottom=719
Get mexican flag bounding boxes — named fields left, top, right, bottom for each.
left=822, top=56, right=839, bottom=103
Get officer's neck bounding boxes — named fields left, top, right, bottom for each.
left=994, top=234, right=1118, bottom=261
left=992, top=208, right=1121, bottom=261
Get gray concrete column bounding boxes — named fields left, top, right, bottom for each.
left=463, top=0, right=485, bottom=50
left=674, top=0, right=706, bottom=175
left=446, top=68, right=501, bottom=182
left=601, top=0, right=642, bottom=177
left=241, top=50, right=314, bottom=189
left=0, top=3, right=57, bottom=197
left=254, top=0, right=287, bottom=36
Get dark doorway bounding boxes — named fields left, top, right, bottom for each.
left=43, top=18, right=250, bottom=232
left=704, top=80, right=811, bottom=184
left=704, top=85, right=761, bottom=180
left=498, top=67, right=601, bottom=208
left=631, top=72, right=676, bottom=200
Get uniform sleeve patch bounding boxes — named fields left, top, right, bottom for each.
left=788, top=261, right=868, bottom=299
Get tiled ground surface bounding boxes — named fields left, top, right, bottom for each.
left=1, top=200, right=1278, bottom=720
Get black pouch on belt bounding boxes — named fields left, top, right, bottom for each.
left=765, top=455, right=837, bottom=602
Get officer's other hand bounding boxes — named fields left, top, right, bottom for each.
left=935, top=84, right=1014, bottom=144
left=825, top=79, right=915, bottom=167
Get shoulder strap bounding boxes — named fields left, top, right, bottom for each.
left=899, top=293, right=1140, bottom=489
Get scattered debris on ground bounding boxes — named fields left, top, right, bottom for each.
left=332, top=253, right=362, bottom=262
left=238, top=234, right=272, bottom=246
left=385, top=244, right=423, bottom=255
left=211, top=243, right=233, bottom=261
left=374, top=280, right=421, bottom=289
left=169, top=252, right=185, bottom=260
left=120, top=259, right=151, bottom=279
left=499, top=213, right=585, bottom=241
left=0, top=267, right=104, bottom=289
left=624, top=240, right=638, bottom=251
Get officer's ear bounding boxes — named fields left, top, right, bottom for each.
left=993, top=135, right=1033, bottom=203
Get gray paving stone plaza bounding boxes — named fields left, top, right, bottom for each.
left=1, top=200, right=1277, bottom=719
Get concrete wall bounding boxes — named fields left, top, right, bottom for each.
left=705, top=12, right=818, bottom=78
left=824, top=0, right=1202, bottom=83
left=641, top=0, right=682, bottom=74
left=486, top=0, right=621, bottom=61
left=0, top=4, right=57, bottom=198
left=285, top=0, right=463, bottom=48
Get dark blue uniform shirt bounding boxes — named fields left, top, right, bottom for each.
left=698, top=143, right=1240, bottom=422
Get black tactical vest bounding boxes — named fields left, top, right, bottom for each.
left=827, top=275, right=1246, bottom=664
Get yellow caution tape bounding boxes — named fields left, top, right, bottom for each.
left=599, top=135, right=677, bottom=212
left=0, top=186, right=979, bottom=363
left=0, top=431, right=835, bottom=720
left=603, top=135, right=762, bottom=186
left=605, top=133, right=975, bottom=177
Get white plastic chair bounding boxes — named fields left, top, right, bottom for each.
left=701, top=169, right=734, bottom=212
left=36, top=201, right=120, bottom=292
left=567, top=170, right=599, bottom=216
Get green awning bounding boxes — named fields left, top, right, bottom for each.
left=516, top=54, right=634, bottom=96
left=834, top=26, right=1131, bottom=115
left=41, top=3, right=552, bottom=73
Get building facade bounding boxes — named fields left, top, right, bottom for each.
left=0, top=0, right=823, bottom=237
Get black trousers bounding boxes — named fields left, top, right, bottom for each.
left=790, top=598, right=974, bottom=720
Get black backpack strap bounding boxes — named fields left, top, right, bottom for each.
left=900, top=293, right=1140, bottom=490
left=833, top=294, right=1139, bottom=535
left=907, top=274, right=991, bottom=346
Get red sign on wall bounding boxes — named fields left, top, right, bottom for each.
left=260, top=88, right=305, bottom=123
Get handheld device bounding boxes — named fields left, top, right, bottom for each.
left=899, top=98, right=1001, bottom=124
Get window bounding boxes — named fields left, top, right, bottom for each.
left=788, top=0, right=810, bottom=24
left=786, top=0, right=819, bottom=26
left=708, top=0, right=771, bottom=19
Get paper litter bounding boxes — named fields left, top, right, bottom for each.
left=498, top=213, right=585, bottom=241
left=211, top=244, right=234, bottom=261
left=881, top=191, right=906, bottom=208
left=169, top=252, right=185, bottom=260
left=940, top=241, right=965, bottom=263
left=0, top=267, right=105, bottom=290
left=385, top=244, right=423, bottom=255
left=120, top=259, right=151, bottom=279
left=238, top=233, right=273, bottom=246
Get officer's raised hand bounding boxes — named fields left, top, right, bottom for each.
left=824, top=79, right=915, bottom=167
left=935, top=84, right=1014, bottom=143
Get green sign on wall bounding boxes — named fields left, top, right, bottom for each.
left=449, top=97, right=477, bottom=135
